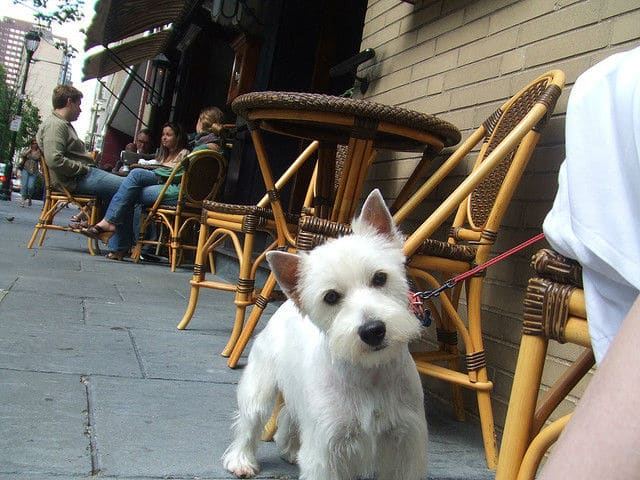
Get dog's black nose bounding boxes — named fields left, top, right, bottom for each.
left=358, top=320, right=386, bottom=346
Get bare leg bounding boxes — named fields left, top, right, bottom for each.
left=538, top=294, right=640, bottom=479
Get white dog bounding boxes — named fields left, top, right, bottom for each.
left=222, top=189, right=428, bottom=480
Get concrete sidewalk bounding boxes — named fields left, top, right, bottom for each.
left=0, top=196, right=494, bottom=480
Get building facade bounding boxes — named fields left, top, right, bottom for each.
left=358, top=0, right=640, bottom=431
left=0, top=16, right=71, bottom=118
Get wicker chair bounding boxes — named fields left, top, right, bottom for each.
left=393, top=70, right=566, bottom=469
left=496, top=248, right=591, bottom=479
left=27, top=156, right=100, bottom=255
left=176, top=141, right=320, bottom=364
left=130, top=149, right=227, bottom=271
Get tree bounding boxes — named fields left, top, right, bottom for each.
left=13, top=0, right=86, bottom=56
left=0, top=64, right=41, bottom=163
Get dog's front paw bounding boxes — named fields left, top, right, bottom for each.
left=222, top=447, right=259, bottom=478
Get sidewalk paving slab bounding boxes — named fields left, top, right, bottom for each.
left=0, top=197, right=495, bottom=480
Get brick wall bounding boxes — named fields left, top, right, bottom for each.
left=359, top=0, right=640, bottom=430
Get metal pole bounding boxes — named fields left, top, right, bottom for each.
left=0, top=47, right=36, bottom=200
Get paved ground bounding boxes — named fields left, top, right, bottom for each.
left=0, top=195, right=495, bottom=479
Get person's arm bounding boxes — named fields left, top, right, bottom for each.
left=41, top=121, right=90, bottom=178
left=538, top=294, right=640, bottom=479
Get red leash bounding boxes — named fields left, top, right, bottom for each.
left=409, top=232, right=546, bottom=326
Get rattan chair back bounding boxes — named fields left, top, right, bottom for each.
left=131, top=149, right=228, bottom=271
left=397, top=70, right=566, bottom=470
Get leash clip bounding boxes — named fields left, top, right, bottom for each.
left=409, top=279, right=458, bottom=328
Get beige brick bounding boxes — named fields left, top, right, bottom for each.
left=435, top=103, right=476, bottom=130
left=489, top=0, right=570, bottom=35
left=458, top=27, right=519, bottom=66
left=602, top=0, right=640, bottom=18
left=373, top=78, right=429, bottom=106
left=411, top=48, right=458, bottom=80
left=388, top=39, right=435, bottom=70
left=435, top=17, right=490, bottom=54
left=416, top=9, right=464, bottom=44
left=449, top=77, right=512, bottom=109
left=523, top=201, right=555, bottom=228
left=500, top=49, right=526, bottom=74
left=464, top=0, right=518, bottom=23
left=399, top=3, right=441, bottom=35
left=441, top=0, right=474, bottom=15
left=443, top=56, right=501, bottom=90
left=518, top=0, right=603, bottom=46
left=404, top=90, right=453, bottom=116
left=612, top=9, right=640, bottom=44
left=385, top=1, right=415, bottom=26
left=484, top=310, right=526, bottom=345
left=367, top=66, right=412, bottom=96
left=362, top=12, right=388, bottom=39
left=365, top=0, right=402, bottom=23
left=426, top=73, right=444, bottom=95
left=524, top=24, right=610, bottom=68
left=365, top=21, right=402, bottom=50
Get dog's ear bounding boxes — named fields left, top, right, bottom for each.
left=354, top=189, right=402, bottom=243
left=266, top=250, right=301, bottom=304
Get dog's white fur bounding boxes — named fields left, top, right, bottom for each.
left=222, top=189, right=428, bottom=480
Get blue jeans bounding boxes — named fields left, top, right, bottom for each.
left=20, top=169, right=38, bottom=199
left=103, top=168, right=177, bottom=252
left=74, top=167, right=125, bottom=212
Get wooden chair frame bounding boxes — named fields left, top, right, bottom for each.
left=177, top=141, right=319, bottom=365
left=131, top=149, right=227, bottom=271
left=392, top=70, right=566, bottom=469
left=496, top=249, right=592, bottom=480
left=27, top=156, right=100, bottom=255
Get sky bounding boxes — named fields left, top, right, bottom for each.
left=2, top=0, right=98, bottom=137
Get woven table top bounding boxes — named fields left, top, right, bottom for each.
left=232, top=91, right=461, bottom=150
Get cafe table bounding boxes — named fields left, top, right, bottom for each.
left=224, top=91, right=461, bottom=367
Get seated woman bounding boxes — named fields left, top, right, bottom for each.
left=81, top=107, right=226, bottom=260
left=81, top=121, right=190, bottom=259
left=190, top=106, right=226, bottom=153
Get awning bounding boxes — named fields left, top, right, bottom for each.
left=83, top=30, right=171, bottom=80
left=84, top=0, right=198, bottom=49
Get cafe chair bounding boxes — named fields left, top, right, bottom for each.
left=131, top=149, right=227, bottom=271
left=393, top=70, right=566, bottom=469
left=27, top=156, right=100, bottom=255
left=496, top=248, right=592, bottom=480
left=176, top=141, right=320, bottom=363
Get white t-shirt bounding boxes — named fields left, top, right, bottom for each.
left=543, top=46, right=640, bottom=364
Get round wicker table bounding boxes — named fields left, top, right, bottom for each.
left=222, top=91, right=461, bottom=367
left=232, top=91, right=460, bottom=230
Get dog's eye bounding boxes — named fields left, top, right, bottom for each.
left=323, top=290, right=341, bottom=305
left=372, top=271, right=387, bottom=287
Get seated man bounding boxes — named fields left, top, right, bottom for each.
left=37, top=84, right=124, bottom=216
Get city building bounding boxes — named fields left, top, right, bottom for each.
left=0, top=16, right=71, bottom=116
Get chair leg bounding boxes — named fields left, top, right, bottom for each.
left=177, top=223, right=209, bottom=329
left=261, top=391, right=285, bottom=442
left=515, top=414, right=571, bottom=480
left=27, top=224, right=41, bottom=249
left=227, top=272, right=278, bottom=368
left=221, top=304, right=249, bottom=357
left=476, top=375, right=498, bottom=470
left=495, top=334, right=549, bottom=480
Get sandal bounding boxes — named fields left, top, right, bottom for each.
left=80, top=224, right=115, bottom=244
left=105, top=251, right=128, bottom=261
left=69, top=219, right=89, bottom=229
left=71, top=212, right=87, bottom=223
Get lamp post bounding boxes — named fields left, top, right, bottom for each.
left=0, top=30, right=41, bottom=201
